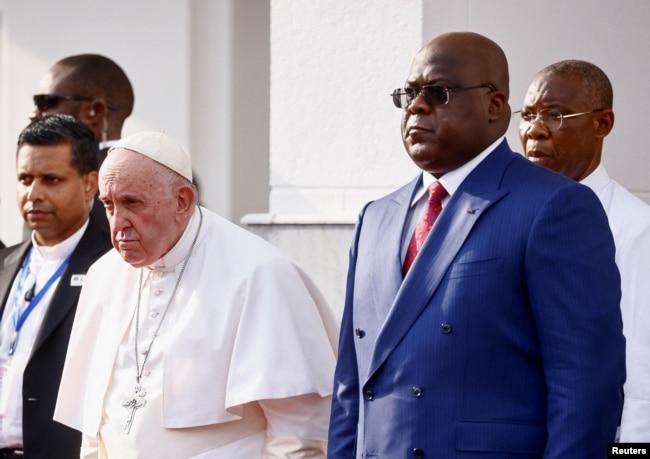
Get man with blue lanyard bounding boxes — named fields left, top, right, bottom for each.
left=0, top=114, right=112, bottom=458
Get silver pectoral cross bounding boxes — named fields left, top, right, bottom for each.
left=122, top=385, right=147, bottom=434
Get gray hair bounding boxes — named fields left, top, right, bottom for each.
left=539, top=59, right=613, bottom=109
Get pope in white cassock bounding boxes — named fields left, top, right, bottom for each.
left=54, top=132, right=339, bottom=458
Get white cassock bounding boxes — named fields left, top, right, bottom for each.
left=54, top=206, right=339, bottom=458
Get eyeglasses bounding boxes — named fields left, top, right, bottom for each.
left=33, top=94, right=93, bottom=111
left=391, top=84, right=495, bottom=109
left=514, top=108, right=604, bottom=132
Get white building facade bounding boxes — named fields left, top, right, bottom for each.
left=1, top=0, right=649, bottom=314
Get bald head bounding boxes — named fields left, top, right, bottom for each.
left=33, top=54, right=134, bottom=142
left=425, top=32, right=510, bottom=99
left=401, top=32, right=511, bottom=176
left=416, top=32, right=511, bottom=135
left=56, top=54, right=134, bottom=119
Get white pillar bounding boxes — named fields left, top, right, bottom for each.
left=263, top=0, right=424, bottom=223
left=245, top=0, right=426, bottom=314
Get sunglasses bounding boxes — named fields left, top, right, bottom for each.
left=33, top=94, right=93, bottom=111
left=391, top=84, right=495, bottom=109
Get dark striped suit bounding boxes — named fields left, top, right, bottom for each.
left=329, top=140, right=625, bottom=458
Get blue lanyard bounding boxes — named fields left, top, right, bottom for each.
left=8, top=248, right=72, bottom=356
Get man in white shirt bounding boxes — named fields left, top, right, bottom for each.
left=55, top=132, right=338, bottom=458
left=518, top=59, right=650, bottom=441
left=0, top=114, right=112, bottom=458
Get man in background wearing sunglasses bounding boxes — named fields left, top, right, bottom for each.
left=329, top=32, right=625, bottom=458
left=519, top=60, right=650, bottom=442
left=30, top=54, right=134, bottom=159
left=30, top=54, right=134, bottom=160
left=29, top=54, right=134, bottom=234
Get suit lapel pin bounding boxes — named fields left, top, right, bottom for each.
left=466, top=207, right=476, bottom=214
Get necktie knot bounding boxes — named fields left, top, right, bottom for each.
left=403, top=181, right=448, bottom=275
left=427, top=181, right=448, bottom=204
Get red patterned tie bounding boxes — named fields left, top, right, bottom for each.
left=402, top=181, right=448, bottom=275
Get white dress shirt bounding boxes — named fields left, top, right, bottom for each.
left=0, top=222, right=87, bottom=447
left=401, top=136, right=505, bottom=260
left=582, top=164, right=650, bottom=441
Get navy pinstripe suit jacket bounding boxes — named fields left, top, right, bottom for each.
left=329, top=140, right=625, bottom=458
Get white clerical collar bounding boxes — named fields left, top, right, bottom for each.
left=148, top=206, right=203, bottom=271
left=411, top=136, right=505, bottom=207
left=30, top=219, right=89, bottom=262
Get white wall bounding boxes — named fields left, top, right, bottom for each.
left=266, top=0, right=424, bottom=222
left=2, top=1, right=649, bottom=309
left=262, top=0, right=650, bottom=229
left=190, top=0, right=270, bottom=220
left=0, top=0, right=270, bottom=246
left=423, top=0, right=650, bottom=202
left=0, top=0, right=191, bottom=245
left=253, top=0, right=650, bottom=314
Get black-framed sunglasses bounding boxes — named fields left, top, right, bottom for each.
left=391, top=84, right=495, bottom=109
left=33, top=94, right=93, bottom=111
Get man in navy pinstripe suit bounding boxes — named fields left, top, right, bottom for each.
left=328, top=32, right=625, bottom=458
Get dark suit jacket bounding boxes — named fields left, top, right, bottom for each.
left=88, top=196, right=109, bottom=234
left=329, top=140, right=626, bottom=458
left=0, top=218, right=111, bottom=458
left=87, top=146, right=110, bottom=234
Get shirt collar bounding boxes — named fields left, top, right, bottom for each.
left=30, top=219, right=89, bottom=262
left=579, top=163, right=609, bottom=192
left=411, top=136, right=505, bottom=207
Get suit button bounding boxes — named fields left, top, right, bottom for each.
left=441, top=322, right=452, bottom=334
left=412, top=386, right=422, bottom=397
left=413, top=447, right=425, bottom=457
left=355, top=328, right=365, bottom=338
left=364, top=390, right=374, bottom=400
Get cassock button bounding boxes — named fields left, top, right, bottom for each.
left=413, top=447, right=425, bottom=458
left=412, top=386, right=423, bottom=397
left=441, top=322, right=452, bottom=334
left=364, top=390, right=374, bottom=400
left=355, top=328, right=365, bottom=338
